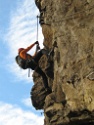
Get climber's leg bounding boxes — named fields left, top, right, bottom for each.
left=41, top=49, right=49, bottom=55
left=34, top=41, right=57, bottom=63
left=27, top=59, right=37, bottom=70
left=27, top=59, right=49, bottom=88
left=35, top=66, right=49, bottom=88
left=33, top=49, right=49, bottom=63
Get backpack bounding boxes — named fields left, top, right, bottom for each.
left=16, top=55, right=28, bottom=69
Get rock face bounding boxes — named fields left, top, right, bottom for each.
left=31, top=0, right=94, bottom=125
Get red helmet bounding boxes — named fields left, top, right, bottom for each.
left=18, top=48, right=24, bottom=54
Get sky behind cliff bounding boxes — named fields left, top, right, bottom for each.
left=0, top=0, right=44, bottom=124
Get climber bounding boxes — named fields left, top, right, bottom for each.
left=15, top=41, right=50, bottom=90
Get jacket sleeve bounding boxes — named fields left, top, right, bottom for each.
left=23, top=43, right=36, bottom=53
left=20, top=43, right=36, bottom=59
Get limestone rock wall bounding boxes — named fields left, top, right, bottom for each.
left=31, top=0, right=94, bottom=125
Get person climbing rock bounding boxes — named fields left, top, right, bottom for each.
left=15, top=41, right=50, bottom=91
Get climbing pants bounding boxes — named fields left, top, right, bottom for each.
left=27, top=49, right=49, bottom=88
left=33, top=49, right=49, bottom=63
left=35, top=66, right=48, bottom=88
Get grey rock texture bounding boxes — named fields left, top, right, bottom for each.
left=31, top=0, right=94, bottom=124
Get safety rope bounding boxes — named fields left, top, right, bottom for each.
left=36, top=15, right=39, bottom=41
left=28, top=68, right=30, bottom=77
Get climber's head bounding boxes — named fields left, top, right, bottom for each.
left=18, top=48, right=24, bottom=54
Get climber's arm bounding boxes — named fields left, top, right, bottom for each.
left=24, top=41, right=39, bottom=53
left=32, top=44, right=40, bottom=57
left=20, top=41, right=39, bottom=59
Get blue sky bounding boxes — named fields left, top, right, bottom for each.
left=0, top=0, right=44, bottom=124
